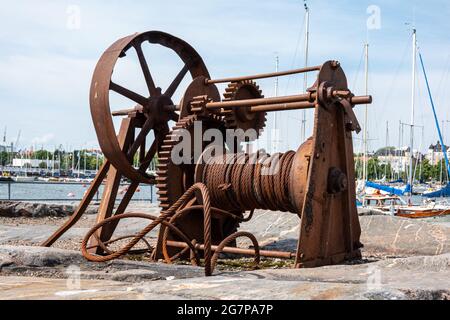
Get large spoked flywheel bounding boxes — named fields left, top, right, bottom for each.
left=89, top=31, right=211, bottom=183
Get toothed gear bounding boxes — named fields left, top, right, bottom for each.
left=156, top=113, right=225, bottom=210
left=155, top=114, right=242, bottom=257
left=221, top=80, right=266, bottom=140
left=189, top=95, right=212, bottom=116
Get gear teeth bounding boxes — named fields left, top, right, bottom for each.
left=189, top=95, right=211, bottom=115
left=221, top=80, right=266, bottom=139
left=156, top=114, right=225, bottom=211
left=161, top=145, right=173, bottom=151
left=162, top=139, right=177, bottom=145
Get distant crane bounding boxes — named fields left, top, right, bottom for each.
left=2, top=126, right=6, bottom=144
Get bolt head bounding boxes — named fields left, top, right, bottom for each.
left=327, top=167, right=348, bottom=194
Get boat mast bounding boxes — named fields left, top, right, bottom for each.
left=362, top=42, right=369, bottom=183
left=408, top=28, right=417, bottom=194
left=418, top=152, right=422, bottom=182
left=385, top=121, right=389, bottom=179
left=71, top=148, right=74, bottom=172
left=52, top=146, right=55, bottom=177
left=273, top=54, right=279, bottom=152
left=441, top=121, right=444, bottom=185
left=301, top=1, right=310, bottom=142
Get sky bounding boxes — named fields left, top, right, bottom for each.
left=1, top=0, right=450, bottom=154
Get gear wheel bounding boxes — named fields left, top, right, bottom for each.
left=156, top=114, right=225, bottom=210
left=221, top=80, right=267, bottom=140
left=155, top=114, right=241, bottom=258
left=189, top=95, right=214, bottom=117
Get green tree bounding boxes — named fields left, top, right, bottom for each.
left=33, top=150, right=50, bottom=160
left=421, top=158, right=433, bottom=181
left=0, top=151, right=8, bottom=166
left=367, top=157, right=380, bottom=180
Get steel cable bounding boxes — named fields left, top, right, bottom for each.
left=202, top=151, right=296, bottom=213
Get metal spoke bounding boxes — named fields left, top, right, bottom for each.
left=138, top=136, right=159, bottom=170
left=134, top=42, right=158, bottom=97
left=164, top=63, right=190, bottom=98
left=169, top=111, right=179, bottom=122
left=110, top=82, right=148, bottom=106
left=139, top=138, right=146, bottom=163
left=126, top=116, right=154, bottom=159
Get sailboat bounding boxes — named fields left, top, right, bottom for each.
left=419, top=50, right=450, bottom=198
left=355, top=41, right=370, bottom=195
left=360, top=32, right=413, bottom=197
left=360, top=192, right=450, bottom=218
left=360, top=28, right=450, bottom=218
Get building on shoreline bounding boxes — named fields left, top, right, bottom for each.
left=12, top=158, right=60, bottom=169
left=426, top=141, right=450, bottom=165
left=375, top=147, right=421, bottom=173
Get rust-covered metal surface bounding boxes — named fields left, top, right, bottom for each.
left=42, top=30, right=372, bottom=275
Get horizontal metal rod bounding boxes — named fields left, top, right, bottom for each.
left=163, top=104, right=179, bottom=112
left=160, top=95, right=371, bottom=114
left=206, top=65, right=322, bottom=84
left=206, top=93, right=314, bottom=109
left=166, top=240, right=295, bottom=259
left=250, top=101, right=315, bottom=112
left=350, top=95, right=372, bottom=105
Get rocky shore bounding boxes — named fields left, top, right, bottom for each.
left=0, top=201, right=448, bottom=300
left=0, top=201, right=94, bottom=217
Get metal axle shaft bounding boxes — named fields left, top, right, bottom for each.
left=206, top=65, right=322, bottom=84
left=166, top=240, right=295, bottom=259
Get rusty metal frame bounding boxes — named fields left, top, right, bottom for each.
left=42, top=30, right=371, bottom=276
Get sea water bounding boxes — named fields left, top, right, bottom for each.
left=0, top=182, right=157, bottom=202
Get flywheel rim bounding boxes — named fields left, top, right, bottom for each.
left=90, top=31, right=210, bottom=183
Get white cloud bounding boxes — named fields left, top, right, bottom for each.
left=31, top=133, right=55, bottom=145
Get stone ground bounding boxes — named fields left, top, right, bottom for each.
left=0, top=201, right=449, bottom=300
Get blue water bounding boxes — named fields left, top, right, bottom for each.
left=0, top=182, right=157, bottom=202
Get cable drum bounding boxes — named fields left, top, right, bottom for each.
left=200, top=150, right=298, bottom=213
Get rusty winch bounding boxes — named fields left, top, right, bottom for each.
left=42, top=31, right=372, bottom=275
